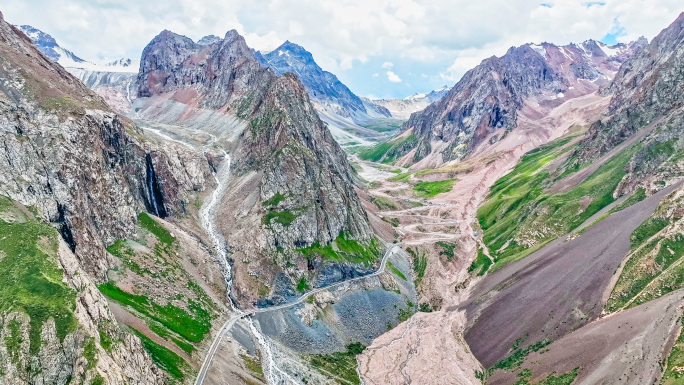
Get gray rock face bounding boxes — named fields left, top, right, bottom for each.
left=1, top=21, right=212, bottom=278
left=235, top=72, right=373, bottom=244
left=137, top=29, right=270, bottom=110
left=401, top=39, right=644, bottom=164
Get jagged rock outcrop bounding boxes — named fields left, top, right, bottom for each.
left=136, top=29, right=377, bottom=305
left=577, top=12, right=684, bottom=162
left=400, top=39, right=645, bottom=165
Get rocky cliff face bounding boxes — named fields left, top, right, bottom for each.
left=0, top=12, right=214, bottom=384
left=136, top=30, right=377, bottom=306
left=400, top=39, right=645, bottom=165
left=0, top=27, right=209, bottom=276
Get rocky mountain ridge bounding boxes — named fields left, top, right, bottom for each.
left=257, top=41, right=391, bottom=120
left=256, top=40, right=396, bottom=145
left=577, top=12, right=684, bottom=163
left=396, top=38, right=646, bottom=166
left=17, top=24, right=139, bottom=73
left=371, top=85, right=450, bottom=119
left=17, top=24, right=86, bottom=64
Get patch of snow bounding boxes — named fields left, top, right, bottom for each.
left=598, top=42, right=623, bottom=58
left=59, top=52, right=140, bottom=73
left=25, top=30, right=40, bottom=41
left=530, top=44, right=546, bottom=57
left=559, top=46, right=573, bottom=60
left=557, top=92, right=565, bottom=98
left=404, top=93, right=426, bottom=101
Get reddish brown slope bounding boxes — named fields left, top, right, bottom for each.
left=460, top=182, right=681, bottom=367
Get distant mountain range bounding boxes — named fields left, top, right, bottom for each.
left=385, top=38, right=647, bottom=166
left=371, top=86, right=450, bottom=119
left=17, top=25, right=138, bottom=73
left=16, top=25, right=449, bottom=148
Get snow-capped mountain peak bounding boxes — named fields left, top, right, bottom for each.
left=404, top=92, right=427, bottom=101
left=17, top=24, right=86, bottom=64
left=106, top=58, right=131, bottom=67
left=16, top=25, right=138, bottom=73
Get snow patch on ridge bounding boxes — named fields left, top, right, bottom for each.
left=59, top=54, right=140, bottom=73
left=530, top=44, right=546, bottom=57
left=597, top=42, right=624, bottom=57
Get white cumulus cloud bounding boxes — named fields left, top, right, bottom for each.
left=381, top=61, right=394, bottom=69
left=386, top=71, right=402, bottom=83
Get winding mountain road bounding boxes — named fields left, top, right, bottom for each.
left=194, top=244, right=401, bottom=385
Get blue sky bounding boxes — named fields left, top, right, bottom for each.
left=3, top=0, right=683, bottom=99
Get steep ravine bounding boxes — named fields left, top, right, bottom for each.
left=199, top=151, right=234, bottom=301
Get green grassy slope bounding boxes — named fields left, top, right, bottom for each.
left=605, top=190, right=683, bottom=312
left=358, top=134, right=417, bottom=164
left=100, top=212, right=220, bottom=379
left=298, top=232, right=382, bottom=267
left=0, top=196, right=77, bottom=354
left=477, top=135, right=640, bottom=269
